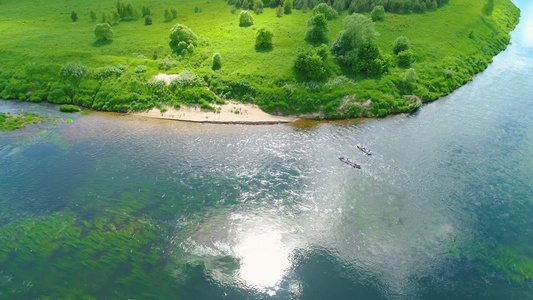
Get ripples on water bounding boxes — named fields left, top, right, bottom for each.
left=2, top=3, right=533, bottom=298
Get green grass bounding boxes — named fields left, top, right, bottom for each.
left=0, top=0, right=520, bottom=118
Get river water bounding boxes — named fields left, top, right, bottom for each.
left=1, top=1, right=532, bottom=299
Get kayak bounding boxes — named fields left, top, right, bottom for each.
left=357, top=144, right=372, bottom=155
left=339, top=156, right=361, bottom=169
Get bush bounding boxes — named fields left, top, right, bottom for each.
left=212, top=53, right=222, bottom=70
left=97, top=64, right=128, bottom=78
left=393, top=36, right=410, bottom=55
left=71, top=11, right=78, bottom=22
left=294, top=45, right=331, bottom=81
left=397, top=49, right=414, bottom=68
left=239, top=10, right=254, bottom=27
left=94, top=23, right=114, bottom=40
left=59, top=105, right=80, bottom=112
left=144, top=15, right=152, bottom=25
left=135, top=65, right=147, bottom=73
left=157, top=57, right=179, bottom=70
left=170, top=70, right=204, bottom=88
left=370, top=6, right=384, bottom=22
left=255, top=27, right=274, bottom=50
left=60, top=61, right=88, bottom=79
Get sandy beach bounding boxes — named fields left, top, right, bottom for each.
left=133, top=74, right=298, bottom=124
left=134, top=102, right=298, bottom=124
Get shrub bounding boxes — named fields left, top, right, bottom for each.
left=212, top=53, right=222, bottom=70
left=397, top=49, right=414, bottom=68
left=157, top=57, right=179, bottom=70
left=60, top=61, right=88, bottom=79
left=89, top=11, right=97, bottom=22
left=97, top=64, right=128, bottom=78
left=393, top=36, right=410, bottom=55
left=59, top=105, right=80, bottom=112
left=94, top=23, right=114, bottom=40
left=294, top=45, right=331, bottom=81
left=170, top=70, right=204, bottom=88
left=370, top=6, right=384, bottom=22
left=255, top=27, right=274, bottom=50
left=276, top=5, right=283, bottom=17
left=239, top=10, right=254, bottom=27
left=71, top=11, right=78, bottom=22
left=144, top=15, right=152, bottom=25
left=135, top=65, right=147, bottom=73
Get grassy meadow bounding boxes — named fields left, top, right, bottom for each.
left=0, top=0, right=521, bottom=119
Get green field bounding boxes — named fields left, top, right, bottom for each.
left=0, top=0, right=520, bottom=119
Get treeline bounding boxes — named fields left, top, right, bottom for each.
left=228, top=0, right=450, bottom=14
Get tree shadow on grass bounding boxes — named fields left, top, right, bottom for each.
left=92, top=39, right=113, bottom=47
left=255, top=45, right=274, bottom=52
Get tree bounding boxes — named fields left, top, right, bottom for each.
left=145, top=15, right=152, bottom=25
left=305, top=14, right=328, bottom=46
left=254, top=0, right=264, bottom=14
left=393, top=36, right=410, bottom=54
left=284, top=0, right=292, bottom=15
left=331, top=14, right=386, bottom=75
left=482, top=0, right=494, bottom=16
left=94, top=23, right=114, bottom=40
left=89, top=11, right=97, bottom=22
left=332, top=13, right=378, bottom=56
left=370, top=6, right=385, bottom=22
left=142, top=5, right=151, bottom=17
left=312, top=3, right=338, bottom=20
left=171, top=7, right=177, bottom=19
left=255, top=27, right=274, bottom=50
left=239, top=10, right=254, bottom=27
left=164, top=8, right=172, bottom=22
left=276, top=5, right=283, bottom=17
left=212, top=53, right=222, bottom=70
left=169, top=24, right=198, bottom=54
left=71, top=11, right=78, bottom=22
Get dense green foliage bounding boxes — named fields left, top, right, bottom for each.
left=370, top=5, right=385, bottom=21
left=212, top=53, right=223, bottom=70
left=305, top=13, right=329, bottom=45
left=59, top=104, right=81, bottom=112
left=94, top=23, right=114, bottom=40
left=239, top=10, right=254, bottom=27
left=0, top=0, right=520, bottom=119
left=255, top=27, right=274, bottom=50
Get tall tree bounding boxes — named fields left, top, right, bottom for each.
left=305, top=13, right=328, bottom=45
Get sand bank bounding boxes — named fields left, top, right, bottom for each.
left=133, top=74, right=298, bottom=124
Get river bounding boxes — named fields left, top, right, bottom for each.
left=1, top=1, right=532, bottom=299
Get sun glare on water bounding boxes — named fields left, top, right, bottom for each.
left=233, top=231, right=291, bottom=295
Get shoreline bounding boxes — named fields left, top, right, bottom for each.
left=133, top=102, right=299, bottom=125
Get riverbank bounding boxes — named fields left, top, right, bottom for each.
left=133, top=102, right=298, bottom=124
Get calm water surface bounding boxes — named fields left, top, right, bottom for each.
left=1, top=2, right=533, bottom=299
